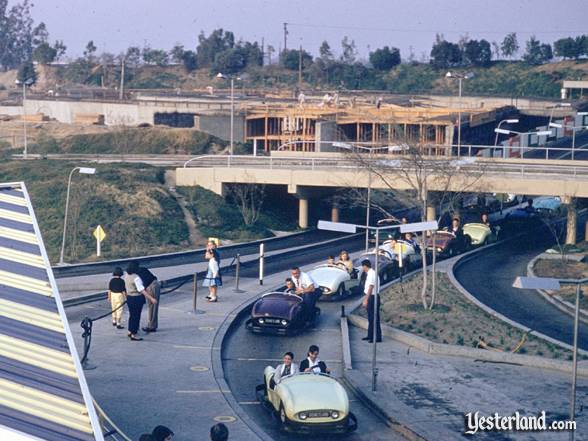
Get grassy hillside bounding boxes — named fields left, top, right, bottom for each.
left=0, top=160, right=190, bottom=263
left=28, top=126, right=231, bottom=155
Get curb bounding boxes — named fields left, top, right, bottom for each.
left=449, top=246, right=588, bottom=357
left=347, top=313, right=588, bottom=377
left=211, top=287, right=281, bottom=441
left=527, top=254, right=588, bottom=325
left=340, top=315, right=429, bottom=441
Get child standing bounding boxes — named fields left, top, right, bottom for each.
left=204, top=250, right=222, bottom=302
left=108, top=267, right=127, bottom=329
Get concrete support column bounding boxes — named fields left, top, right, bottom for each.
left=426, top=205, right=436, bottom=222
left=585, top=220, right=588, bottom=243
left=331, top=206, right=340, bottom=223
left=565, top=198, right=577, bottom=245
left=299, top=198, right=309, bottom=229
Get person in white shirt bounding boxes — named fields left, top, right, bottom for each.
left=271, top=351, right=299, bottom=388
left=361, top=259, right=382, bottom=343
left=290, top=266, right=320, bottom=320
left=204, top=250, right=222, bottom=302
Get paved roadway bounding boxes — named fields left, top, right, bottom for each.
left=454, top=229, right=588, bottom=351
left=223, top=296, right=403, bottom=441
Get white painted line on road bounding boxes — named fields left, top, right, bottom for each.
left=176, top=390, right=230, bottom=394
left=238, top=401, right=261, bottom=405
left=173, top=344, right=211, bottom=350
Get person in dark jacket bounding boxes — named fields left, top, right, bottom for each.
left=125, top=261, right=158, bottom=340
left=299, top=345, right=330, bottom=374
left=210, top=423, right=229, bottom=441
left=151, top=425, right=174, bottom=441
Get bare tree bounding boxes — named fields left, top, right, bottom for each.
left=350, top=143, right=487, bottom=309
left=226, top=183, right=266, bottom=226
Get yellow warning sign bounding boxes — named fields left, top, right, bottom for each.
left=93, top=225, right=106, bottom=242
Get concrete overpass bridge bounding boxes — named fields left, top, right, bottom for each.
left=176, top=149, right=588, bottom=231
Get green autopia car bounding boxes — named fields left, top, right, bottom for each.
left=257, top=368, right=358, bottom=434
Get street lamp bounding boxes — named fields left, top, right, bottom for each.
left=512, top=276, right=586, bottom=441
left=446, top=71, right=475, bottom=152
left=549, top=111, right=588, bottom=159
left=15, top=78, right=34, bottom=159
left=59, top=167, right=96, bottom=265
left=318, top=219, right=438, bottom=391
left=217, top=72, right=241, bottom=156
left=494, top=119, right=519, bottom=147
left=493, top=128, right=552, bottom=158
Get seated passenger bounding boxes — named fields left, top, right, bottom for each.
left=326, top=255, right=335, bottom=266
left=337, top=250, right=354, bottom=275
left=404, top=232, right=420, bottom=253
left=380, top=239, right=397, bottom=257
left=481, top=212, right=491, bottom=228
left=284, top=278, right=296, bottom=294
left=290, top=267, right=321, bottom=319
left=300, top=345, right=330, bottom=374
left=271, top=351, right=299, bottom=388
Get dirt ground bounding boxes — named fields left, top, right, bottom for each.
left=533, top=241, right=588, bottom=310
left=359, top=272, right=574, bottom=360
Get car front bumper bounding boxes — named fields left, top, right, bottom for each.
left=246, top=318, right=293, bottom=335
left=283, top=413, right=357, bottom=434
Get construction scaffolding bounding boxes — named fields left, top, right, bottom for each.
left=244, top=100, right=502, bottom=152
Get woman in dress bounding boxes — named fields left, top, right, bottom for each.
left=204, top=250, right=222, bottom=302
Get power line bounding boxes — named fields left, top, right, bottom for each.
left=286, top=22, right=585, bottom=36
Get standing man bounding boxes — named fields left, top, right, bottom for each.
left=127, top=261, right=161, bottom=333
left=290, top=266, right=320, bottom=320
left=361, top=259, right=381, bottom=343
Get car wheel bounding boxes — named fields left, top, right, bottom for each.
left=279, top=403, right=289, bottom=427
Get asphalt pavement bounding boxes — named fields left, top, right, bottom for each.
left=454, top=235, right=588, bottom=351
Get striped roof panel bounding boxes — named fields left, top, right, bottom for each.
left=0, top=183, right=103, bottom=441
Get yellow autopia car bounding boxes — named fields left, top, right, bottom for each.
left=463, top=223, right=499, bottom=246
left=256, top=367, right=358, bottom=434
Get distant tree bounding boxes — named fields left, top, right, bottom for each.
left=577, top=35, right=588, bottom=58
left=554, top=37, right=580, bottom=59
left=17, top=60, right=36, bottom=84
left=142, top=47, right=169, bottom=66
left=522, top=36, right=553, bottom=65
left=170, top=43, right=185, bottom=63
left=84, top=40, right=97, bottom=62
left=266, top=44, right=275, bottom=64
left=53, top=40, right=67, bottom=61
left=430, top=39, right=462, bottom=68
left=491, top=41, right=501, bottom=60
left=319, top=40, right=333, bottom=60
left=63, top=58, right=93, bottom=84
left=463, top=39, right=492, bottom=66
left=181, top=50, right=198, bottom=71
left=369, top=46, right=401, bottom=70
left=32, top=42, right=57, bottom=64
left=197, top=29, right=235, bottom=67
left=340, top=36, right=357, bottom=64
left=212, top=47, right=246, bottom=74
left=501, top=32, right=519, bottom=59
left=125, top=46, right=142, bottom=67
left=280, top=48, right=312, bottom=70
left=238, top=41, right=263, bottom=67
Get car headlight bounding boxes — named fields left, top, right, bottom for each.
left=321, top=287, right=330, bottom=293
left=281, top=319, right=288, bottom=326
left=258, top=318, right=265, bottom=324
left=331, top=411, right=339, bottom=419
left=298, top=412, right=308, bottom=420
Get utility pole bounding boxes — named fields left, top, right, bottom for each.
left=298, top=44, right=303, bottom=88
left=119, top=57, right=125, bottom=100
left=283, top=22, right=288, bottom=52
left=261, top=37, right=265, bottom=66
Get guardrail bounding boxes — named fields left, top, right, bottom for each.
left=182, top=154, right=588, bottom=179
left=52, top=228, right=342, bottom=278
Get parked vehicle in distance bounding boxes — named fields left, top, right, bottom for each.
left=256, top=369, right=357, bottom=434
left=463, top=223, right=499, bottom=246
left=308, top=264, right=360, bottom=300
left=505, top=196, right=561, bottom=222
left=246, top=292, right=319, bottom=335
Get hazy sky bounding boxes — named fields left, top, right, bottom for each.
left=24, top=0, right=588, bottom=60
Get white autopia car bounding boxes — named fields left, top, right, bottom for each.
left=308, top=264, right=360, bottom=299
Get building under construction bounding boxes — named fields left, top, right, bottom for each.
left=244, top=98, right=513, bottom=152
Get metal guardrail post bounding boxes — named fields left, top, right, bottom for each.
left=234, top=254, right=244, bottom=293
left=259, top=243, right=265, bottom=285
left=192, top=273, right=198, bottom=312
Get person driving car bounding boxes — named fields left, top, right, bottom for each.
left=271, top=351, right=299, bottom=388
left=284, top=278, right=296, bottom=294
left=299, top=345, right=330, bottom=374
left=290, top=267, right=321, bottom=320
left=326, top=255, right=335, bottom=266
left=337, top=250, right=354, bottom=275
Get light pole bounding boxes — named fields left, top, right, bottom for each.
left=493, top=128, right=552, bottom=158
left=494, top=119, right=519, bottom=147
left=319, top=219, right=438, bottom=391
left=549, top=112, right=588, bottom=160
left=15, top=78, right=34, bottom=159
left=217, top=73, right=241, bottom=156
left=446, top=71, right=474, bottom=152
left=59, top=167, right=96, bottom=265
left=513, top=276, right=586, bottom=441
